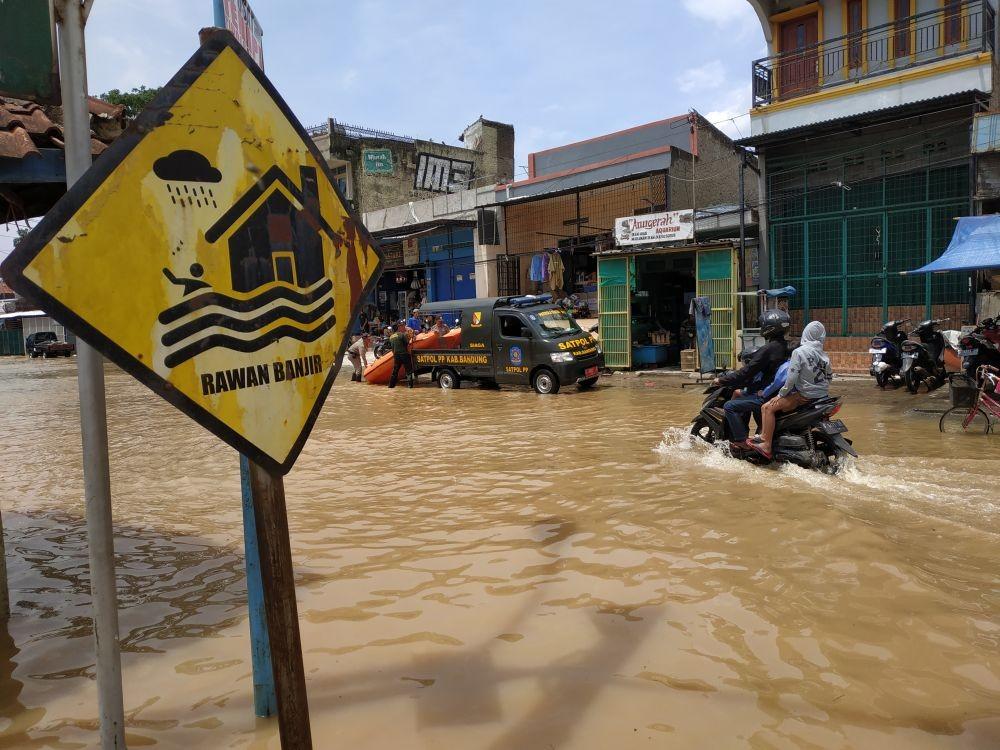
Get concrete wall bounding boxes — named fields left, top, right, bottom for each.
left=315, top=118, right=514, bottom=215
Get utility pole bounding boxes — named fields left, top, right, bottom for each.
left=738, top=146, right=746, bottom=293
left=54, top=1, right=127, bottom=747
left=690, top=111, right=698, bottom=241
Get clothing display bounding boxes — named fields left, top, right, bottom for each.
left=548, top=250, right=565, bottom=292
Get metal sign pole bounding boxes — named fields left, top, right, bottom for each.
left=246, top=461, right=313, bottom=748
left=239, top=455, right=277, bottom=717
left=55, top=1, right=126, bottom=747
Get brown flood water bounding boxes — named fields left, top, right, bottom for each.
left=0, top=357, right=997, bottom=749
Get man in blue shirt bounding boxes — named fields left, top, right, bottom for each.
left=406, top=308, right=422, bottom=333
left=724, top=359, right=790, bottom=448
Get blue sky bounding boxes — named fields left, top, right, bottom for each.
left=2, top=0, right=766, bottom=258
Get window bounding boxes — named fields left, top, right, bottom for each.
left=498, top=314, right=529, bottom=338
left=847, top=0, right=863, bottom=68
left=944, top=0, right=962, bottom=46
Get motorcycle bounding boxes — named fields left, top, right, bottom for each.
left=690, top=384, right=857, bottom=473
left=900, top=318, right=948, bottom=394
left=869, top=319, right=909, bottom=389
left=371, top=335, right=392, bottom=359
left=958, top=317, right=1000, bottom=381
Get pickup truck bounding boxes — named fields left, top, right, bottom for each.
left=25, top=331, right=75, bottom=358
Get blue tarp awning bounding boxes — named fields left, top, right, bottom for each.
left=903, top=215, right=1000, bottom=274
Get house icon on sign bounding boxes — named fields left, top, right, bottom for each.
left=205, top=165, right=340, bottom=293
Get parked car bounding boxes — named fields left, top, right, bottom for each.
left=25, top=331, right=75, bottom=358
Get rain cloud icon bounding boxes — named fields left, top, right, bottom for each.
left=153, top=149, right=222, bottom=208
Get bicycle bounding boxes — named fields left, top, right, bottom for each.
left=939, top=365, right=1000, bottom=434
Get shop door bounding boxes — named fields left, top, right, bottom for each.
left=778, top=13, right=818, bottom=99
left=453, top=259, right=476, bottom=300
left=695, top=248, right=736, bottom=369
left=597, top=257, right=631, bottom=369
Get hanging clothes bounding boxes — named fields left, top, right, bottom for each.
left=529, top=253, right=547, bottom=282
left=548, top=250, right=565, bottom=292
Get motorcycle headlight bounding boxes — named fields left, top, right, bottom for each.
left=550, top=352, right=574, bottom=363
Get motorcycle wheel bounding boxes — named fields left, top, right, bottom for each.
left=691, top=417, right=716, bottom=444
left=939, top=406, right=991, bottom=434
left=904, top=371, right=919, bottom=394
left=690, top=418, right=716, bottom=444
left=875, top=371, right=889, bottom=389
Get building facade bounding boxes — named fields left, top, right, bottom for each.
left=743, top=0, right=996, bottom=349
left=309, top=117, right=514, bottom=215
left=493, top=113, right=753, bottom=342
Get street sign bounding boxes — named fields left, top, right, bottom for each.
left=362, top=148, right=394, bottom=174
left=0, top=0, right=59, bottom=103
left=0, top=32, right=382, bottom=474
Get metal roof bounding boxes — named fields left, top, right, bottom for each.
left=737, top=90, right=983, bottom=147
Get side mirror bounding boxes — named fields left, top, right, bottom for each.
left=521, top=328, right=532, bottom=339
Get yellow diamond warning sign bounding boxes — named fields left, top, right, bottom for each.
left=0, top=33, right=382, bottom=473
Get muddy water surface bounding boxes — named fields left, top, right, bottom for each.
left=0, top=357, right=997, bottom=749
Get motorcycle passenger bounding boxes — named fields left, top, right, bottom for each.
left=753, top=320, right=834, bottom=459
left=714, top=310, right=791, bottom=446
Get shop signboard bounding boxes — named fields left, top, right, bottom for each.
left=0, top=0, right=59, bottom=103
left=615, top=210, right=693, bottom=246
left=382, top=244, right=404, bottom=269
left=403, top=237, right=420, bottom=266
left=363, top=148, right=394, bottom=174
left=218, top=0, right=264, bottom=69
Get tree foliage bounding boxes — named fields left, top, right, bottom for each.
left=99, top=85, right=161, bottom=121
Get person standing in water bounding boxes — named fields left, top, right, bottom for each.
left=752, top=321, right=833, bottom=460
left=388, top=322, right=416, bottom=389
left=346, top=334, right=370, bottom=382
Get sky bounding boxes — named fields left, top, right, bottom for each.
left=2, top=0, right=767, bottom=261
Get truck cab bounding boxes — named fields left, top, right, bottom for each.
left=416, top=295, right=603, bottom=393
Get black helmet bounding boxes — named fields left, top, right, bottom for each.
left=759, top=309, right=791, bottom=340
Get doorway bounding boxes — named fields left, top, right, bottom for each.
left=778, top=12, right=819, bottom=98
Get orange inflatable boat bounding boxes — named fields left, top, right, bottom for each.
left=363, top=328, right=462, bottom=385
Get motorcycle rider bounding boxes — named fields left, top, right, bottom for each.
left=753, top=320, right=834, bottom=460
left=714, top=309, right=791, bottom=447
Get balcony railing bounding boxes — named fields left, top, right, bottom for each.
left=752, top=0, right=995, bottom=107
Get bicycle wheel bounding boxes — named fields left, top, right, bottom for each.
left=939, top=406, right=990, bottom=434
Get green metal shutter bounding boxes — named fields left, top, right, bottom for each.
left=598, top=257, right=631, bottom=369
left=696, top=248, right=736, bottom=369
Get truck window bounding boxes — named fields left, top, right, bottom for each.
left=498, top=314, right=528, bottom=338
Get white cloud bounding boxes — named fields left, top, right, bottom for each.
left=704, top=87, right=752, bottom=140
left=682, top=0, right=754, bottom=24
left=676, top=60, right=726, bottom=93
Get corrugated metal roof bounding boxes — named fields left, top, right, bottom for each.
left=737, top=90, right=982, bottom=147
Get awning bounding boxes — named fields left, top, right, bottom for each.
left=904, top=215, right=1000, bottom=274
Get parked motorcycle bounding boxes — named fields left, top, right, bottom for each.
left=868, top=318, right=909, bottom=389
left=690, top=384, right=856, bottom=473
left=958, top=317, right=1000, bottom=381
left=900, top=318, right=948, bottom=393
left=371, top=335, right=392, bottom=359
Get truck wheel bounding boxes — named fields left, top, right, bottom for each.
left=438, top=369, right=460, bottom=390
left=532, top=368, right=560, bottom=394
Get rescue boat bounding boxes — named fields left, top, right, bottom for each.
left=362, top=328, right=462, bottom=384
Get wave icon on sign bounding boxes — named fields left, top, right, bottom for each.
left=156, top=161, right=344, bottom=368
left=158, top=277, right=335, bottom=368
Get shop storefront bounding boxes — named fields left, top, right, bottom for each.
left=596, top=240, right=740, bottom=371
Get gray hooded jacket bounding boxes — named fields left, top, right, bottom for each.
left=779, top=321, right=833, bottom=399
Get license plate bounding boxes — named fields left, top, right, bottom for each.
left=868, top=347, right=887, bottom=354
left=958, top=348, right=979, bottom=357
left=584, top=366, right=598, bottom=377
left=819, top=419, right=847, bottom=435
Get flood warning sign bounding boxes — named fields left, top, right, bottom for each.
left=0, top=32, right=382, bottom=473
